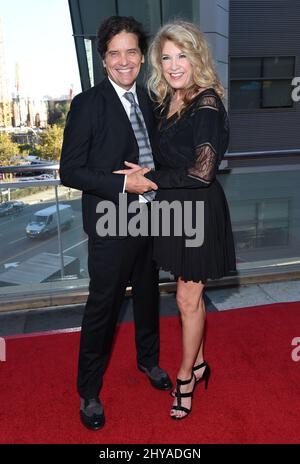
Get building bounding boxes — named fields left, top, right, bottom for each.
left=68, top=0, right=300, bottom=153
left=67, top=0, right=300, bottom=274
left=0, top=18, right=11, bottom=127
left=229, top=0, right=300, bottom=152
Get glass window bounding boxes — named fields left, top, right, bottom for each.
left=230, top=57, right=295, bottom=109
left=230, top=198, right=290, bottom=250
left=231, top=57, right=261, bottom=79
left=118, top=0, right=161, bottom=35
left=258, top=199, right=289, bottom=221
left=263, top=57, right=294, bottom=78
left=230, top=80, right=261, bottom=109
left=230, top=201, right=257, bottom=250
left=84, top=39, right=94, bottom=87
left=257, top=199, right=289, bottom=247
left=262, top=80, right=293, bottom=108
left=162, top=0, right=196, bottom=22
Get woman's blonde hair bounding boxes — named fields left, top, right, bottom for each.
left=147, top=21, right=224, bottom=109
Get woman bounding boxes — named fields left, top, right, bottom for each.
left=119, top=21, right=236, bottom=419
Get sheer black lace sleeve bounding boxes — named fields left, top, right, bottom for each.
left=187, top=94, right=220, bottom=184
left=145, top=92, right=228, bottom=189
left=187, top=142, right=217, bottom=184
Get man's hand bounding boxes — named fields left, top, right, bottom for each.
left=113, top=161, right=157, bottom=194
left=124, top=171, right=158, bottom=194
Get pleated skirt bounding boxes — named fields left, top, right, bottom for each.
left=152, top=179, right=236, bottom=283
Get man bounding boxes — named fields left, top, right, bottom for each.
left=60, top=16, right=172, bottom=431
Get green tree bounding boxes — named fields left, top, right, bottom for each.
left=18, top=143, right=31, bottom=157
left=48, top=101, right=70, bottom=127
left=0, top=133, right=20, bottom=166
left=35, top=124, right=64, bottom=161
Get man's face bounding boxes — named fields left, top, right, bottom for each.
left=103, top=31, right=144, bottom=90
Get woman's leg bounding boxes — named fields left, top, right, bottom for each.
left=192, top=297, right=207, bottom=380
left=171, top=277, right=206, bottom=418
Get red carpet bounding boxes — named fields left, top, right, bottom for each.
left=0, top=302, right=300, bottom=444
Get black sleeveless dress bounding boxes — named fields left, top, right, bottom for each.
left=146, top=88, right=236, bottom=283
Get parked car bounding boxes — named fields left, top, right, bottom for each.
left=34, top=174, right=55, bottom=180
left=0, top=201, right=26, bottom=217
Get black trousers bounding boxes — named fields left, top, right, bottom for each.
left=77, top=234, right=159, bottom=399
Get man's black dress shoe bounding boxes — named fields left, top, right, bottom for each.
left=80, top=397, right=105, bottom=430
left=138, top=364, right=173, bottom=390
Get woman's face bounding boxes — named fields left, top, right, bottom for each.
left=161, top=40, right=194, bottom=91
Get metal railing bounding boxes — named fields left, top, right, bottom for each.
left=226, top=148, right=300, bottom=158
left=1, top=147, right=300, bottom=178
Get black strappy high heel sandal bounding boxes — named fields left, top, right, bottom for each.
left=193, top=361, right=211, bottom=390
left=170, top=361, right=211, bottom=398
left=170, top=374, right=196, bottom=420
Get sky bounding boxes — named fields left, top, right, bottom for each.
left=0, top=0, right=82, bottom=99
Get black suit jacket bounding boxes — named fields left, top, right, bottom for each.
left=59, top=78, right=157, bottom=237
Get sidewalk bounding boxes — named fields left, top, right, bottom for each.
left=16, top=186, right=80, bottom=206
left=0, top=279, right=299, bottom=337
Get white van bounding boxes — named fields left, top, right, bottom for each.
left=26, top=204, right=74, bottom=238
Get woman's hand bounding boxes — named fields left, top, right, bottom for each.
left=113, top=161, right=151, bottom=175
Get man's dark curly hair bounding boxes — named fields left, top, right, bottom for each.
left=97, top=16, right=148, bottom=58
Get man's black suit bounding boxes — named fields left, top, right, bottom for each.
left=60, top=78, right=159, bottom=399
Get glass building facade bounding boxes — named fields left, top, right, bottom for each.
left=68, top=0, right=202, bottom=91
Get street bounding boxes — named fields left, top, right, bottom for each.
left=0, top=198, right=89, bottom=280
